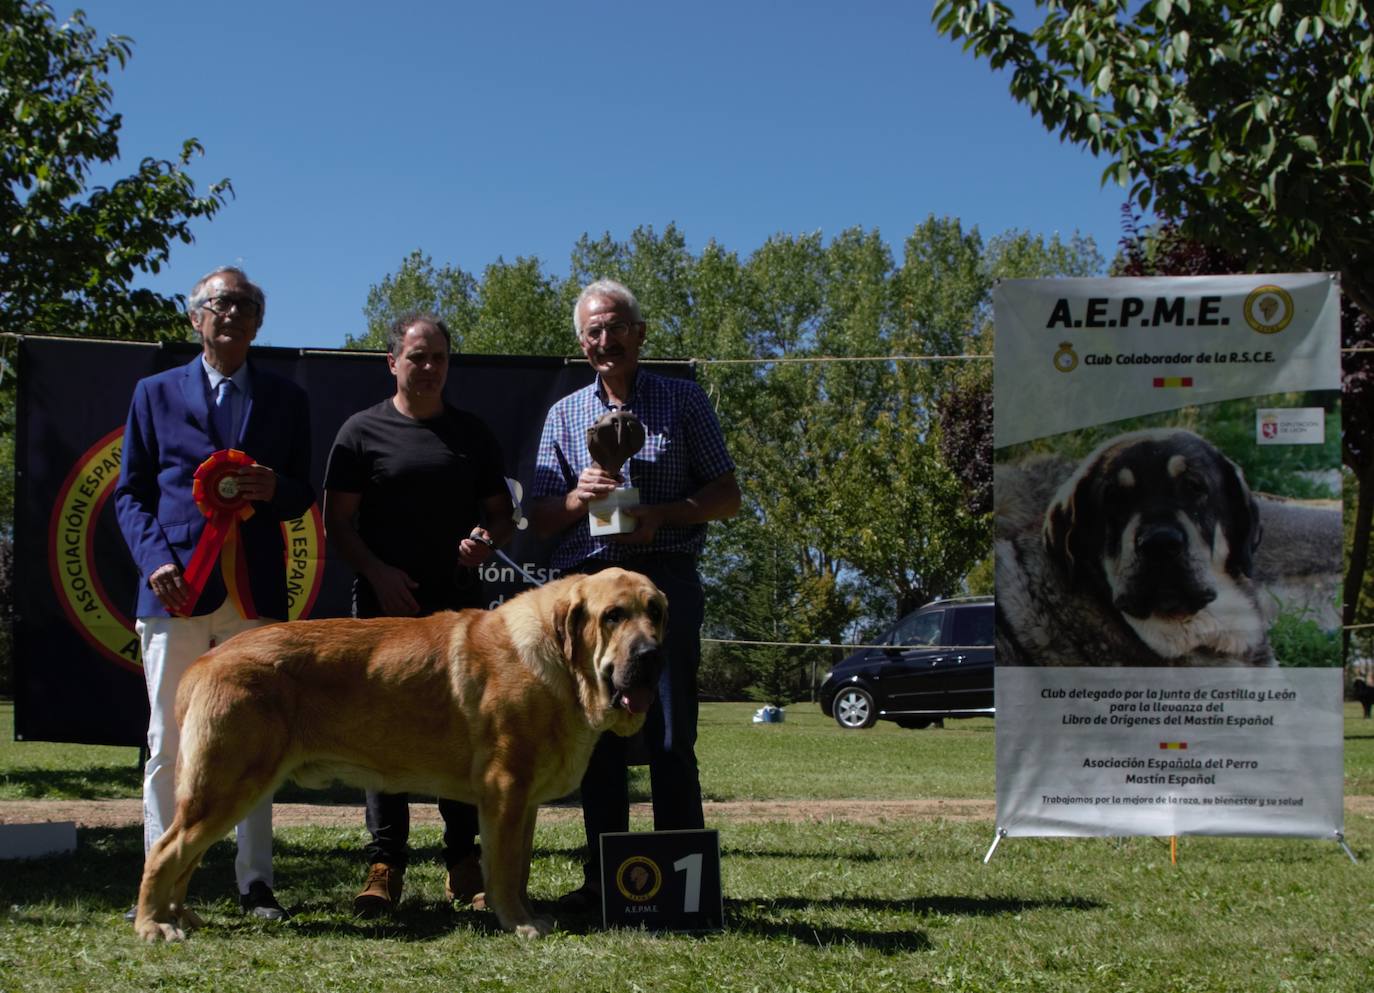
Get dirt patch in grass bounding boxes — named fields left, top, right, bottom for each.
left=0, top=798, right=997, bottom=828
left=3, top=795, right=1372, bottom=828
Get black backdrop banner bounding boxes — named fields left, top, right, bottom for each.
left=14, top=336, right=694, bottom=745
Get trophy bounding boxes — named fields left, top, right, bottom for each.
left=586, top=409, right=645, bottom=536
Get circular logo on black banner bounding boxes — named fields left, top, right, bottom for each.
left=614, top=855, right=663, bottom=903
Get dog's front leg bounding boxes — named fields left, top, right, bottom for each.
left=477, top=788, right=549, bottom=938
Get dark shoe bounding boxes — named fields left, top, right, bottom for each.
left=557, top=883, right=601, bottom=913
left=353, top=862, right=403, bottom=918
left=239, top=881, right=289, bottom=921
left=445, top=850, right=484, bottom=908
left=123, top=904, right=137, bottom=922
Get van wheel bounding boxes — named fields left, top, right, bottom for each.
left=833, top=687, right=877, bottom=729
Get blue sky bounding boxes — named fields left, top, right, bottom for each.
left=68, top=0, right=1129, bottom=351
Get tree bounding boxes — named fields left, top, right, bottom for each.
left=467, top=256, right=570, bottom=356
left=346, top=250, right=479, bottom=350
left=1, top=0, right=229, bottom=340
left=932, top=0, right=1373, bottom=318
left=933, top=0, right=1374, bottom=649
left=928, top=226, right=1103, bottom=517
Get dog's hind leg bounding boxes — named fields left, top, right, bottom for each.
left=134, top=693, right=289, bottom=942
left=168, top=852, right=207, bottom=931
left=134, top=814, right=227, bottom=942
left=135, top=779, right=273, bottom=942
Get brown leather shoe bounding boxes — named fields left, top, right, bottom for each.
left=353, top=862, right=403, bottom=917
left=445, top=850, right=485, bottom=908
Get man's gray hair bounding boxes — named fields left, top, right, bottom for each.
left=387, top=312, right=452, bottom=356
left=187, top=266, right=266, bottom=318
left=573, top=278, right=641, bottom=337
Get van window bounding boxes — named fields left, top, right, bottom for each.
left=891, top=609, right=944, bottom=647
left=952, top=605, right=994, bottom=646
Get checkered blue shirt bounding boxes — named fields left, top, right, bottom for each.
left=533, top=370, right=735, bottom=571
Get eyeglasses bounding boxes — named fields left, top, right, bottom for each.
left=201, top=294, right=262, bottom=317
left=582, top=321, right=636, bottom=342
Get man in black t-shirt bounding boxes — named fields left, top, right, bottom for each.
left=323, top=312, right=514, bottom=917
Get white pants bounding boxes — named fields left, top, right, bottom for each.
left=138, top=600, right=273, bottom=894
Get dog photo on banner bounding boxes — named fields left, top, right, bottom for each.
left=991, top=274, right=1346, bottom=849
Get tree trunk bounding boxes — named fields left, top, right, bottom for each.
left=1344, top=462, right=1374, bottom=660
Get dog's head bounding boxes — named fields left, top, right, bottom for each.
left=1043, top=429, right=1266, bottom=659
left=553, top=568, right=667, bottom=734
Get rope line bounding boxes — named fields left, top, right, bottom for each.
left=705, top=624, right=1374, bottom=651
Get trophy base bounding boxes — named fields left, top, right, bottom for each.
left=588, top=487, right=639, bottom=536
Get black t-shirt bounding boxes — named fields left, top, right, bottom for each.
left=324, top=400, right=508, bottom=616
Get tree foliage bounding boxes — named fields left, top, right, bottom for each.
left=349, top=250, right=568, bottom=354
left=347, top=250, right=479, bottom=350
left=932, top=0, right=1374, bottom=320
left=0, top=0, right=229, bottom=340
left=359, top=221, right=1101, bottom=700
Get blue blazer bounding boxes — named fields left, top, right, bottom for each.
left=115, top=356, right=314, bottom=620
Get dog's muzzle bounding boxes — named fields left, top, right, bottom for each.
left=610, top=642, right=662, bottom=715
left=1109, top=519, right=1219, bottom=620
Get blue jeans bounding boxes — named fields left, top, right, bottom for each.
left=576, top=554, right=705, bottom=886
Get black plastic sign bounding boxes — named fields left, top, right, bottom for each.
left=598, top=829, right=723, bottom=931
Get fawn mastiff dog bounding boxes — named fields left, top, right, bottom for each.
left=134, top=568, right=666, bottom=942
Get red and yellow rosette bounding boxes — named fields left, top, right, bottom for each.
left=179, top=449, right=256, bottom=616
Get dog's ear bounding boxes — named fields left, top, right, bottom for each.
left=1219, top=454, right=1262, bottom=576
left=553, top=582, right=586, bottom=663
left=1043, top=459, right=1100, bottom=584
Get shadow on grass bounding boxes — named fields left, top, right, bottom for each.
left=717, top=893, right=1099, bottom=952
left=283, top=903, right=504, bottom=941
left=720, top=846, right=889, bottom=863
left=0, top=820, right=1099, bottom=957
left=734, top=893, right=1100, bottom=917
left=0, top=825, right=145, bottom=912
left=0, top=828, right=1097, bottom=956
left=1, top=764, right=141, bottom=798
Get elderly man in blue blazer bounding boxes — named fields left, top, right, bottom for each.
left=115, top=266, right=314, bottom=921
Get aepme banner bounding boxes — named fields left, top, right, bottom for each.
left=992, top=274, right=1344, bottom=838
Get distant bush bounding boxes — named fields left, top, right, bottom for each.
left=697, top=643, right=752, bottom=701
left=1270, top=609, right=1341, bottom=667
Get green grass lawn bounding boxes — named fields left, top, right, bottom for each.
left=2, top=701, right=1372, bottom=992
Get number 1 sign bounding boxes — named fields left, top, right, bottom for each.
left=598, top=829, right=723, bottom=931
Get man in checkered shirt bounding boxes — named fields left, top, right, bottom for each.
left=530, top=278, right=740, bottom=911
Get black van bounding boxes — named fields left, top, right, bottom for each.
left=818, top=596, right=995, bottom=729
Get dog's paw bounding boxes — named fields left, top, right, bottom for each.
left=176, top=906, right=205, bottom=931
left=134, top=917, right=186, bottom=943
left=513, top=916, right=553, bottom=939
